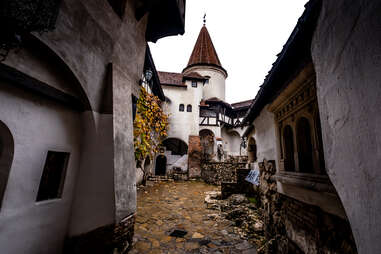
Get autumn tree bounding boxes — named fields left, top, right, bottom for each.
left=133, top=87, right=169, bottom=184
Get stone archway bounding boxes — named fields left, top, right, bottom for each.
left=162, top=138, right=188, bottom=156
left=155, top=155, right=167, bottom=176
left=199, top=129, right=215, bottom=160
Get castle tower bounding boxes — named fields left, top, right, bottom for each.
left=182, top=24, right=228, bottom=101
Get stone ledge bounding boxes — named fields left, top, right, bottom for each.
left=274, top=172, right=335, bottom=193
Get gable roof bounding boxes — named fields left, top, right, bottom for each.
left=183, top=25, right=227, bottom=76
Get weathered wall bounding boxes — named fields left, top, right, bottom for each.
left=1, top=0, right=150, bottom=252
left=0, top=81, right=82, bottom=254
left=162, top=79, right=203, bottom=144
left=311, top=1, right=381, bottom=253
left=258, top=160, right=356, bottom=254
left=188, top=135, right=202, bottom=178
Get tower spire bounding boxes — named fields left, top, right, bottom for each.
left=203, top=13, right=206, bottom=26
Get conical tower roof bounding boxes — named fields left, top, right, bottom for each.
left=183, top=25, right=227, bottom=76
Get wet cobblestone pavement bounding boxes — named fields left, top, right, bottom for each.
left=130, top=181, right=257, bottom=254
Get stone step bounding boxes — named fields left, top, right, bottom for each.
left=147, top=175, right=174, bottom=182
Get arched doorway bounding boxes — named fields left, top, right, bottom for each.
left=162, top=138, right=188, bottom=156
left=0, top=121, right=14, bottom=210
left=155, top=155, right=167, bottom=176
left=199, top=129, right=215, bottom=159
left=247, top=137, right=257, bottom=163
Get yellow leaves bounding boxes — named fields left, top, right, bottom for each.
left=133, top=87, right=169, bottom=162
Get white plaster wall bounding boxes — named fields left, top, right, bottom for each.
left=0, top=82, right=81, bottom=254
left=68, top=111, right=115, bottom=236
left=311, top=2, right=381, bottom=253
left=184, top=66, right=226, bottom=101
left=162, top=80, right=203, bottom=144
left=221, top=129, right=242, bottom=156
left=251, top=106, right=278, bottom=167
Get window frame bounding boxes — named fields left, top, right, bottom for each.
left=179, top=104, right=184, bottom=112
left=191, top=80, right=197, bottom=88
left=187, top=104, right=192, bottom=112
left=36, top=151, right=70, bottom=202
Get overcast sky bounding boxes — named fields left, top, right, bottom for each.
left=149, top=0, right=308, bottom=104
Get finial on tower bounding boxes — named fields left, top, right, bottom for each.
left=203, top=13, right=206, bottom=26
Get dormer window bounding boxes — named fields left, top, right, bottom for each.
left=191, top=81, right=197, bottom=88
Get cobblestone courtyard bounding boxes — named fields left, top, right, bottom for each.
left=130, top=181, right=257, bottom=254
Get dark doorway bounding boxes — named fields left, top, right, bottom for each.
left=155, top=155, right=167, bottom=176
left=297, top=117, right=314, bottom=173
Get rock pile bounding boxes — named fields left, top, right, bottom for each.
left=204, top=192, right=266, bottom=249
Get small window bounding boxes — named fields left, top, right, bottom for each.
left=205, top=76, right=210, bottom=85
left=191, top=81, right=197, bottom=88
left=36, top=151, right=70, bottom=202
left=187, top=105, right=192, bottom=112
left=179, top=104, right=184, bottom=112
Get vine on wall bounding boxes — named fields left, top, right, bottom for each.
left=133, top=87, right=169, bottom=181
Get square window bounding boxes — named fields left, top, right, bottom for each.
left=191, top=81, right=197, bottom=88
left=36, top=151, right=70, bottom=202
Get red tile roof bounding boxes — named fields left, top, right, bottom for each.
left=183, top=25, right=227, bottom=76
left=158, top=71, right=208, bottom=87
left=158, top=71, right=186, bottom=87
left=183, top=72, right=207, bottom=80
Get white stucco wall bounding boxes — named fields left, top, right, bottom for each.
left=184, top=66, right=227, bottom=101
left=312, top=1, right=381, bottom=253
left=0, top=82, right=81, bottom=254
left=162, top=79, right=203, bottom=144
left=250, top=106, right=278, bottom=167
left=67, top=112, right=115, bottom=236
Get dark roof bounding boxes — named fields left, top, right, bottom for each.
left=242, top=0, right=321, bottom=125
left=231, top=99, right=254, bottom=109
left=158, top=71, right=186, bottom=87
left=158, top=71, right=208, bottom=88
left=205, top=97, right=232, bottom=109
left=183, top=25, right=227, bottom=76
left=183, top=72, right=207, bottom=80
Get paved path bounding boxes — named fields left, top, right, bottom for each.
left=130, top=181, right=257, bottom=254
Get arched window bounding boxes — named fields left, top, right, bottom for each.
left=296, top=117, right=314, bottom=173
left=283, top=125, right=295, bottom=172
left=0, top=121, right=14, bottom=210
left=179, top=104, right=184, bottom=112
left=187, top=105, right=192, bottom=112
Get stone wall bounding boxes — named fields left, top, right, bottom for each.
left=188, top=135, right=202, bottom=178
left=201, top=162, right=245, bottom=185
left=257, top=160, right=357, bottom=254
